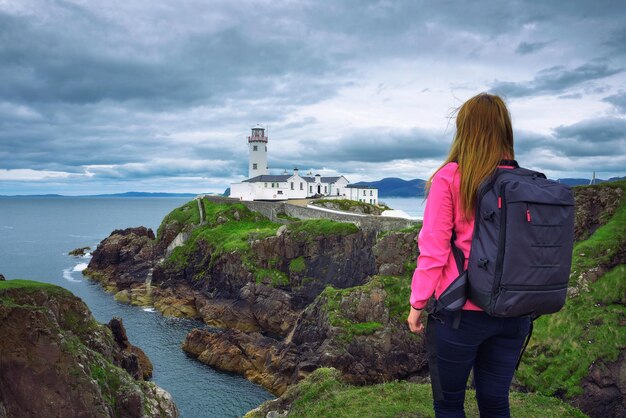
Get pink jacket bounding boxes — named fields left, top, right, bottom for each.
left=409, top=162, right=514, bottom=311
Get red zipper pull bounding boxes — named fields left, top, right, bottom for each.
left=526, top=204, right=531, bottom=222
left=498, top=196, right=502, bottom=208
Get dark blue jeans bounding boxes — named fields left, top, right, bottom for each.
left=426, top=309, right=531, bottom=418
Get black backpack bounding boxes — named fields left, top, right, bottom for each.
left=437, top=159, right=575, bottom=318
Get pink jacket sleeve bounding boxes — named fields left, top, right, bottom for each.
left=409, top=171, right=454, bottom=309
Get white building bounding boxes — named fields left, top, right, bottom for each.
left=229, top=127, right=379, bottom=204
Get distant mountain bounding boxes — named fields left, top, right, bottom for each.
left=353, top=178, right=427, bottom=197
left=355, top=176, right=626, bottom=197
left=555, top=177, right=625, bottom=186
left=0, top=191, right=207, bottom=198
left=88, top=191, right=199, bottom=197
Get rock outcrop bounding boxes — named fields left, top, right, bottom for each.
left=0, top=280, right=178, bottom=418
left=573, top=350, right=626, bottom=418
left=573, top=184, right=624, bottom=241
left=85, top=201, right=380, bottom=337
left=183, top=275, right=427, bottom=395
left=86, top=226, right=160, bottom=292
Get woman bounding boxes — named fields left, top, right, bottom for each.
left=407, top=93, right=531, bottom=417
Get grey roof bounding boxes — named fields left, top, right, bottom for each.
left=346, top=184, right=376, bottom=189
left=244, top=174, right=349, bottom=184
left=243, top=175, right=291, bottom=183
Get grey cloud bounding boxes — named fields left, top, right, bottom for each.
left=0, top=11, right=342, bottom=109
left=299, top=128, right=450, bottom=164
left=490, top=62, right=622, bottom=98
left=515, top=118, right=625, bottom=159
left=1, top=0, right=626, bottom=193
left=554, top=117, right=625, bottom=143
left=515, top=41, right=549, bottom=55
left=603, top=91, right=626, bottom=113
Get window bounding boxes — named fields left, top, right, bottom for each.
left=271, top=182, right=274, bottom=188
left=291, top=182, right=294, bottom=190
left=363, top=190, right=366, bottom=196
left=265, top=146, right=267, bottom=151
left=253, top=145, right=258, bottom=151
left=264, top=183, right=267, bottom=188
left=370, top=190, right=373, bottom=196
left=310, top=185, right=313, bottom=193
left=324, top=186, right=327, bottom=193
left=300, top=182, right=303, bottom=190
left=278, top=190, right=283, bottom=194
left=253, top=163, right=258, bottom=170
left=337, top=189, right=340, bottom=195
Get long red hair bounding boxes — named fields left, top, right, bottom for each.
left=427, top=93, right=514, bottom=219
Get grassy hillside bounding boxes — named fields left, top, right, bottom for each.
left=245, top=368, right=586, bottom=418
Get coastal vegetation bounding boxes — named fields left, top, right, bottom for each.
left=245, top=367, right=585, bottom=418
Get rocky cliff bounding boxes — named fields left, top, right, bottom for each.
left=0, top=279, right=178, bottom=418
left=84, top=181, right=625, bottom=417
left=84, top=198, right=424, bottom=395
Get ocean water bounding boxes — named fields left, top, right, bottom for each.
left=0, top=197, right=274, bottom=418
left=380, top=196, right=427, bottom=219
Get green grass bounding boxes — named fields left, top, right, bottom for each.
left=289, top=256, right=306, bottom=274
left=320, top=275, right=413, bottom=327
left=0, top=279, right=70, bottom=293
left=287, top=219, right=359, bottom=238
left=320, top=282, right=387, bottom=340
left=518, top=264, right=626, bottom=397
left=0, top=279, right=72, bottom=309
left=90, top=358, right=124, bottom=412
left=161, top=200, right=281, bottom=269
left=156, top=199, right=201, bottom=238
left=377, top=275, right=412, bottom=323
left=246, top=367, right=586, bottom=418
left=254, top=268, right=290, bottom=286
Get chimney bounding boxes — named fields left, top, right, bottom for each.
left=293, top=167, right=299, bottom=176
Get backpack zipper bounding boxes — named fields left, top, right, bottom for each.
left=491, top=181, right=508, bottom=310
left=501, top=283, right=567, bottom=291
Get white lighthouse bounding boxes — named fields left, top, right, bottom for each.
left=228, top=125, right=378, bottom=203
left=248, top=126, right=269, bottom=178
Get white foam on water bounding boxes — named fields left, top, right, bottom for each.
left=62, top=267, right=82, bottom=283
left=72, top=262, right=89, bottom=272
left=142, top=307, right=156, bottom=313
left=1, top=225, right=14, bottom=229
left=82, top=252, right=92, bottom=259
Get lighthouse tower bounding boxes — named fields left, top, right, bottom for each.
left=248, top=126, right=269, bottom=178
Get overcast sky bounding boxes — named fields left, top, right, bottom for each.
left=1, top=0, right=625, bottom=195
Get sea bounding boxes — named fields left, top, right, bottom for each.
left=0, top=195, right=424, bottom=417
